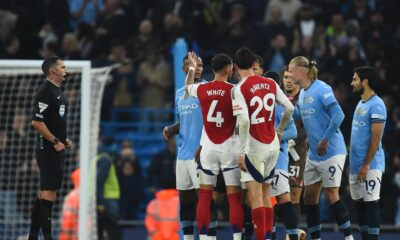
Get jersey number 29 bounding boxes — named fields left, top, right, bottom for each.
left=250, top=93, right=275, bottom=124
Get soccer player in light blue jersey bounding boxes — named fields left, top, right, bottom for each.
left=350, top=66, right=386, bottom=240
left=162, top=55, right=205, bottom=240
left=288, top=56, right=353, bottom=240
left=264, top=70, right=306, bottom=240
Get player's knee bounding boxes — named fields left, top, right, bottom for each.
left=290, top=187, right=302, bottom=203
left=303, top=191, right=318, bottom=205
left=324, top=188, right=339, bottom=204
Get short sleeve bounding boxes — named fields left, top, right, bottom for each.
left=319, top=85, right=338, bottom=109
left=370, top=102, right=387, bottom=123
left=232, top=86, right=248, bottom=116
left=32, top=90, right=51, bottom=122
left=187, top=83, right=201, bottom=98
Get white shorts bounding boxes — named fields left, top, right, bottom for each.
left=268, top=169, right=290, bottom=197
left=304, top=154, right=346, bottom=187
left=199, top=148, right=240, bottom=186
left=349, top=170, right=382, bottom=201
left=176, top=159, right=199, bottom=190
left=241, top=149, right=280, bottom=184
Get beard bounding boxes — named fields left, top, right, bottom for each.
left=353, top=85, right=365, bottom=96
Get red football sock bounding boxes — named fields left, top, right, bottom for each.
left=252, top=207, right=266, bottom=240
left=197, top=189, right=213, bottom=235
left=265, top=207, right=274, bottom=238
left=227, top=192, right=244, bottom=233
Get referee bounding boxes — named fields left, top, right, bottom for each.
left=28, top=56, right=72, bottom=240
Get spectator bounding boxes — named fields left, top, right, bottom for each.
left=96, top=0, right=130, bottom=41
left=0, top=34, right=20, bottom=59
left=148, top=137, right=176, bottom=193
left=217, top=3, right=255, bottom=56
left=264, top=34, right=290, bottom=73
left=136, top=53, right=172, bottom=109
left=262, top=4, right=291, bottom=51
left=127, top=19, right=159, bottom=64
left=76, top=23, right=95, bottom=59
left=69, top=0, right=105, bottom=30
left=117, top=159, right=145, bottom=220
left=264, top=0, right=302, bottom=26
left=60, top=32, right=81, bottom=60
left=96, top=152, right=121, bottom=240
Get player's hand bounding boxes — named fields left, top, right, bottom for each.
left=65, top=138, right=73, bottom=148
left=187, top=51, right=197, bottom=69
left=357, top=164, right=369, bottom=182
left=195, top=145, right=202, bottom=163
left=239, top=155, right=247, bottom=172
left=54, top=142, right=65, bottom=152
left=316, top=139, right=328, bottom=156
left=162, top=126, right=171, bottom=140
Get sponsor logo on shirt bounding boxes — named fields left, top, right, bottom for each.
left=59, top=105, right=65, bottom=117
left=179, top=103, right=199, bottom=112
left=38, top=102, right=48, bottom=113
left=323, top=92, right=333, bottom=99
left=371, top=114, right=384, bottom=119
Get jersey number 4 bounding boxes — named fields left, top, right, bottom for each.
left=250, top=94, right=275, bottom=124
left=207, top=100, right=224, bottom=127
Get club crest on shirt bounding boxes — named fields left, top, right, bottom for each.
left=356, top=107, right=362, bottom=116
left=308, top=96, right=314, bottom=103
left=361, top=110, right=367, bottom=116
left=59, top=105, right=65, bottom=117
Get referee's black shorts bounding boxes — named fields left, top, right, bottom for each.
left=36, top=148, right=65, bottom=191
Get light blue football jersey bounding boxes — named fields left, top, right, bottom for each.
left=175, top=83, right=204, bottom=160
left=349, top=95, right=386, bottom=175
left=274, top=105, right=297, bottom=171
left=297, top=80, right=347, bottom=161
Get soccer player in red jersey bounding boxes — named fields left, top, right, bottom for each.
left=185, top=52, right=243, bottom=240
left=231, top=47, right=294, bottom=240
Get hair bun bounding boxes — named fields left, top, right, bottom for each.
left=309, top=60, right=317, bottom=67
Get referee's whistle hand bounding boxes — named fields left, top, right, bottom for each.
left=54, top=142, right=66, bottom=152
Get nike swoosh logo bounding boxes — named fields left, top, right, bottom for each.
left=57, top=96, right=60, bottom=99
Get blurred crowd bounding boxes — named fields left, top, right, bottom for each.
left=1, top=0, right=400, bottom=225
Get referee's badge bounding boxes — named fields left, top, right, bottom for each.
left=59, top=105, right=65, bottom=117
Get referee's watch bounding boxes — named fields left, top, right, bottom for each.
left=52, top=138, right=60, bottom=145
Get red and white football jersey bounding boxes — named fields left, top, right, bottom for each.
left=233, top=75, right=278, bottom=144
left=188, top=81, right=236, bottom=148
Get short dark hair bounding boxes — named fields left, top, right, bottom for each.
left=42, top=56, right=63, bottom=76
left=253, top=54, right=264, bottom=67
left=354, top=66, right=378, bottom=91
left=263, top=71, right=280, bottom=84
left=211, top=53, right=232, bottom=72
left=234, top=47, right=256, bottom=70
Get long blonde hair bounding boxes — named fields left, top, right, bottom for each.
left=289, top=56, right=318, bottom=80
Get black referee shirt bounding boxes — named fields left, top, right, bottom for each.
left=32, top=80, right=67, bottom=149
